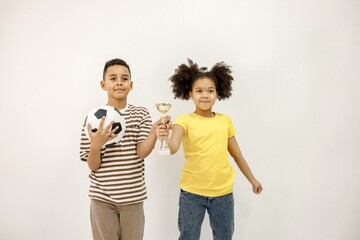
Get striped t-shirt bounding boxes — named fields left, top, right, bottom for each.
left=79, top=104, right=152, bottom=205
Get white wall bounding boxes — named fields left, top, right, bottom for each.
left=1, top=0, right=359, bottom=239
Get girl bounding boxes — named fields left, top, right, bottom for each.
left=157, top=59, right=263, bottom=240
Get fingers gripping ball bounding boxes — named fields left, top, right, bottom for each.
left=83, top=106, right=126, bottom=147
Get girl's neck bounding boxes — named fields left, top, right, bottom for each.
left=194, top=109, right=215, bottom=118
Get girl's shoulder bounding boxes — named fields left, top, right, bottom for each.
left=175, top=112, right=233, bottom=120
left=175, top=113, right=192, bottom=121
left=215, top=113, right=234, bottom=125
left=215, top=112, right=231, bottom=119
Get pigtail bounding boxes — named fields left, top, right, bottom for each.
left=170, top=59, right=201, bottom=100
left=211, top=62, right=233, bottom=100
left=170, top=59, right=234, bottom=100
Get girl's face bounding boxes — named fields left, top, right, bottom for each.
left=190, top=77, right=218, bottom=115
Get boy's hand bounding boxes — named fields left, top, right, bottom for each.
left=87, top=116, right=119, bottom=149
left=162, top=116, right=172, bottom=131
left=252, top=180, right=263, bottom=194
left=155, top=116, right=172, bottom=140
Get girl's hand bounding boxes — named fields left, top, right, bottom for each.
left=252, top=180, right=263, bottom=194
left=87, top=116, right=119, bottom=149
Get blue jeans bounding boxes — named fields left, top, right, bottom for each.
left=178, top=190, right=234, bottom=240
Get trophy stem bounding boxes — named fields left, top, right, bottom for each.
left=155, top=103, right=172, bottom=155
left=159, top=139, right=170, bottom=155
left=159, top=113, right=170, bottom=155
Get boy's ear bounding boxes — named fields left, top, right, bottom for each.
left=130, top=80, right=133, bottom=90
left=100, top=80, right=106, bottom=90
left=189, top=91, right=193, bottom=99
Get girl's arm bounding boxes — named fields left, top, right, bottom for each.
left=228, top=136, right=263, bottom=194
left=167, top=125, right=184, bottom=155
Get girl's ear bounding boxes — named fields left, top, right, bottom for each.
left=189, top=90, right=193, bottom=99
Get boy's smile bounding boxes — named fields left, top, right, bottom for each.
left=114, top=87, right=126, bottom=92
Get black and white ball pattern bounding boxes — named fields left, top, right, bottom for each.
left=83, top=106, right=126, bottom=146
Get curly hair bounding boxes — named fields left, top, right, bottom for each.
left=169, top=59, right=233, bottom=100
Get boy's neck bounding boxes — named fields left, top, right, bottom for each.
left=106, top=100, right=127, bottom=110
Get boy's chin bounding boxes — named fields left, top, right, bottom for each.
left=111, top=92, right=128, bottom=98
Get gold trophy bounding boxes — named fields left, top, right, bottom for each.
left=155, top=103, right=172, bottom=155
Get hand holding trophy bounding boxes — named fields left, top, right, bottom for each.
left=155, top=103, right=172, bottom=155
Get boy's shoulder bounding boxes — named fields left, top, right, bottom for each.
left=126, top=104, right=150, bottom=115
left=127, top=104, right=148, bottom=110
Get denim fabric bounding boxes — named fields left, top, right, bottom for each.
left=178, top=190, right=234, bottom=240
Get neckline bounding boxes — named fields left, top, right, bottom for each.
left=107, top=104, right=128, bottom=114
left=191, top=112, right=217, bottom=119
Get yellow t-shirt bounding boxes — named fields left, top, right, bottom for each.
left=174, top=112, right=236, bottom=197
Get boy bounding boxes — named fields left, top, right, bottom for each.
left=80, top=58, right=160, bottom=240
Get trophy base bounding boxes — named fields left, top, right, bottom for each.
left=159, top=149, right=171, bottom=155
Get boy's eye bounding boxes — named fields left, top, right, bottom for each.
left=110, top=77, right=116, bottom=81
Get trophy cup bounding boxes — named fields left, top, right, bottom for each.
left=155, top=103, right=172, bottom=155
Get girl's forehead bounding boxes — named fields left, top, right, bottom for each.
left=193, top=77, right=216, bottom=88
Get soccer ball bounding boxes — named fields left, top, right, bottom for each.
left=83, top=105, right=126, bottom=147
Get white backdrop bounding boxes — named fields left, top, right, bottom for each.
left=1, top=0, right=359, bottom=239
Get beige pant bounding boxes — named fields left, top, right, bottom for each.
left=90, top=199, right=145, bottom=240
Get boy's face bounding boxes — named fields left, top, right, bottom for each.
left=101, top=65, right=133, bottom=101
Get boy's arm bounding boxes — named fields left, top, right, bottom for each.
left=228, top=136, right=263, bottom=194
left=87, top=145, right=102, bottom=171
left=137, top=119, right=162, bottom=158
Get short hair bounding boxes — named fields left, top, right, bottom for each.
left=169, top=59, right=234, bottom=100
left=103, top=58, right=131, bottom=80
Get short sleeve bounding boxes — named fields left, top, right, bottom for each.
left=174, top=115, right=188, bottom=136
left=137, top=107, right=152, bottom=143
left=226, top=115, right=235, bottom=138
